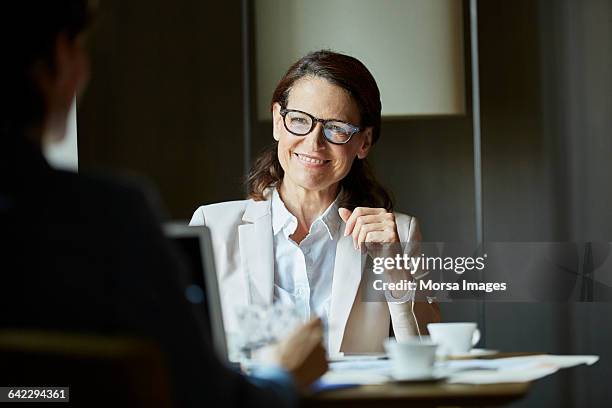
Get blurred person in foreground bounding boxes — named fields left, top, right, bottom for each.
left=0, top=1, right=326, bottom=406
left=191, top=51, right=441, bottom=355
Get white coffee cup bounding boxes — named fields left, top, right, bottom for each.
left=384, top=337, right=438, bottom=379
left=427, top=322, right=481, bottom=355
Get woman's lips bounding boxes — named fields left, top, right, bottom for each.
left=294, top=152, right=330, bottom=167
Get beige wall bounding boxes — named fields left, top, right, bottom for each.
left=254, top=0, right=465, bottom=119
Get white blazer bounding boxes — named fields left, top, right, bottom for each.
left=190, top=197, right=437, bottom=355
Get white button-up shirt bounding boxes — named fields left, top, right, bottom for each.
left=271, top=189, right=342, bottom=330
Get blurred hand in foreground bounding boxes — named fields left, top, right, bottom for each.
left=257, top=317, right=328, bottom=390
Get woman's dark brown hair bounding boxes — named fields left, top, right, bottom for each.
left=246, top=50, right=393, bottom=211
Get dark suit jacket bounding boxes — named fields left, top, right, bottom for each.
left=0, top=136, right=289, bottom=407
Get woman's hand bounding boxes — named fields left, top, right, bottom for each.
left=340, top=207, right=409, bottom=301
left=339, top=207, right=400, bottom=250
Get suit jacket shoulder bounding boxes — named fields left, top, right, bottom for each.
left=190, top=199, right=249, bottom=226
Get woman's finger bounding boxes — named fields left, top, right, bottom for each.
left=355, top=222, right=387, bottom=249
left=363, top=230, right=395, bottom=246
left=350, top=214, right=386, bottom=245
left=343, top=207, right=386, bottom=236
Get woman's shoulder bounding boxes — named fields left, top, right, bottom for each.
left=189, top=198, right=268, bottom=227
left=189, top=199, right=249, bottom=226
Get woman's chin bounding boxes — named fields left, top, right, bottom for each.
left=285, top=175, right=337, bottom=193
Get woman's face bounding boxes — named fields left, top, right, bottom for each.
left=272, top=76, right=373, bottom=194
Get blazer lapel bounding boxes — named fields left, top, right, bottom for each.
left=238, top=200, right=274, bottom=305
left=328, top=233, right=364, bottom=355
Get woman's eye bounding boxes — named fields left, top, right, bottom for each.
left=291, top=117, right=308, bottom=125
left=329, top=125, right=348, bottom=134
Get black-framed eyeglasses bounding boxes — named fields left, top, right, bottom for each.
left=280, top=108, right=361, bottom=145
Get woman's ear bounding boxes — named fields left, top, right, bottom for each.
left=356, top=127, right=373, bottom=159
left=272, top=103, right=283, bottom=141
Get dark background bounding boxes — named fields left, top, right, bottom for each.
left=77, top=1, right=612, bottom=406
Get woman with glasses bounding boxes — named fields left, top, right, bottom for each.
left=190, top=50, right=440, bottom=355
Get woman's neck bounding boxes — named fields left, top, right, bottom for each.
left=278, top=180, right=339, bottom=242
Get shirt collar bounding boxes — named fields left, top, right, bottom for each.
left=271, top=188, right=342, bottom=241
left=271, top=188, right=296, bottom=235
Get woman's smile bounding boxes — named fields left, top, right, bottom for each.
left=293, top=152, right=331, bottom=168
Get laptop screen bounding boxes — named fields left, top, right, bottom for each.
left=164, top=224, right=228, bottom=362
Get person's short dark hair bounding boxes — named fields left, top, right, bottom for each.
left=0, top=0, right=95, bottom=135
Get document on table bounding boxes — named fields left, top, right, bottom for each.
left=319, top=355, right=600, bottom=386
left=322, top=360, right=392, bottom=385
left=444, top=355, right=599, bottom=384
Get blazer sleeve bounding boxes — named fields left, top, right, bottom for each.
left=387, top=216, right=441, bottom=339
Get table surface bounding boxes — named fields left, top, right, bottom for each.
left=304, top=381, right=530, bottom=408
left=303, top=352, right=540, bottom=408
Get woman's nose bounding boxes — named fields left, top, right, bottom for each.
left=303, top=123, right=326, bottom=151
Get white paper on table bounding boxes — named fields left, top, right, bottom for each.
left=445, top=355, right=599, bottom=385
left=320, top=370, right=390, bottom=385
left=320, top=355, right=599, bottom=386
left=329, top=359, right=392, bottom=371
left=501, top=354, right=599, bottom=368
left=446, top=364, right=560, bottom=384
left=321, top=359, right=393, bottom=385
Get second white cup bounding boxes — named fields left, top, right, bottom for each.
left=427, top=322, right=481, bottom=355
